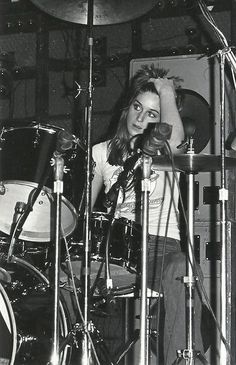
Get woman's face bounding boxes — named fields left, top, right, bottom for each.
left=126, top=91, right=160, bottom=137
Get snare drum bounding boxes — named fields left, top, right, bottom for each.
left=0, top=125, right=79, bottom=242
left=61, top=212, right=141, bottom=291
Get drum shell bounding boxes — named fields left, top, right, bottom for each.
left=70, top=212, right=142, bottom=273
left=0, top=125, right=86, bottom=242
left=0, top=126, right=57, bottom=185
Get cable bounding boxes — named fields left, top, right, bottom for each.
left=61, top=232, right=102, bottom=365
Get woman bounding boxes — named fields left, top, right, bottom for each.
left=91, top=65, right=204, bottom=364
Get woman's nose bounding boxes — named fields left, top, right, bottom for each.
left=137, top=111, right=145, bottom=123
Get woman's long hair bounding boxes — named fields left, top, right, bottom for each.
left=108, top=64, right=182, bottom=166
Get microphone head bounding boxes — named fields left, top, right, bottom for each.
left=56, top=130, right=74, bottom=152
left=142, top=122, right=172, bottom=156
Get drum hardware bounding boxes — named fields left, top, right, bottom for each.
left=102, top=216, right=117, bottom=299
left=172, top=140, right=208, bottom=365
left=59, top=321, right=116, bottom=365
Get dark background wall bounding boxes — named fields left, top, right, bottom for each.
left=0, top=0, right=233, bottom=144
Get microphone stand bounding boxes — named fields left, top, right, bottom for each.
left=139, top=154, right=152, bottom=365
left=79, top=0, right=95, bottom=362
left=49, top=152, right=64, bottom=365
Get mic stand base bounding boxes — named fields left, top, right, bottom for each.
left=62, top=320, right=115, bottom=365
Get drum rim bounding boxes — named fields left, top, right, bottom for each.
left=91, top=211, right=111, bottom=220
left=0, top=281, right=17, bottom=365
left=1, top=124, right=58, bottom=134
left=91, top=212, right=141, bottom=230
left=0, top=123, right=86, bottom=151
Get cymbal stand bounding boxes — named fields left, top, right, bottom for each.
left=176, top=141, right=206, bottom=365
left=49, top=152, right=64, bottom=365
left=181, top=148, right=197, bottom=365
left=213, top=49, right=228, bottom=365
left=197, top=1, right=236, bottom=359
left=139, top=154, right=152, bottom=365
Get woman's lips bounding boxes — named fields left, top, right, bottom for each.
left=133, top=124, right=143, bottom=131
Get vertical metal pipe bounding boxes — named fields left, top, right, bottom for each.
left=35, top=14, right=49, bottom=123
left=186, top=171, right=195, bottom=365
left=219, top=52, right=228, bottom=365
left=139, top=155, right=152, bottom=365
left=82, top=0, right=94, bottom=363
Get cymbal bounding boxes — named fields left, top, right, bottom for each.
left=177, top=89, right=211, bottom=154
left=30, top=0, right=157, bottom=25
left=152, top=154, right=236, bottom=173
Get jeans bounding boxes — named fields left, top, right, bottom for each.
left=147, top=235, right=204, bottom=365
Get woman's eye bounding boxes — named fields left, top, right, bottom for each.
left=148, top=111, right=156, bottom=118
left=134, top=103, right=141, bottom=111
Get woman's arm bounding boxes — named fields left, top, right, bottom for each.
left=150, top=77, right=185, bottom=155
left=91, top=169, right=104, bottom=211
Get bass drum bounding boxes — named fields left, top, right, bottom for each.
left=0, top=255, right=71, bottom=364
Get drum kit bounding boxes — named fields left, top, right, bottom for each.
left=0, top=1, right=236, bottom=365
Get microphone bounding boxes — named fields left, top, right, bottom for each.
left=56, top=130, right=75, bottom=154
left=103, top=181, right=120, bottom=208
left=142, top=122, right=172, bottom=156
left=8, top=201, right=26, bottom=261
left=103, top=153, right=141, bottom=208
left=10, top=201, right=26, bottom=235
left=0, top=181, right=5, bottom=195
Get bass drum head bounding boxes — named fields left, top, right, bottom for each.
left=0, top=255, right=71, bottom=364
left=0, top=181, right=77, bottom=242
